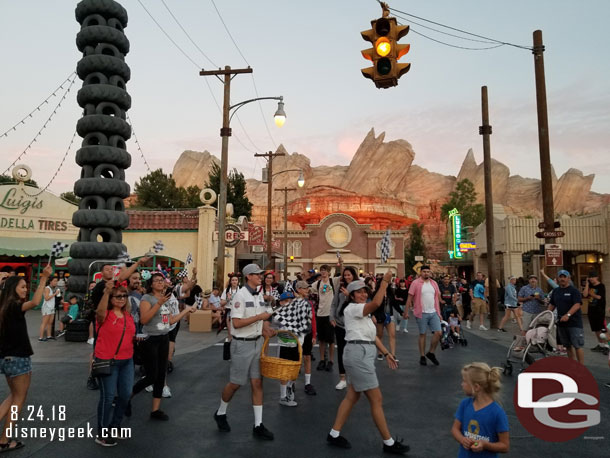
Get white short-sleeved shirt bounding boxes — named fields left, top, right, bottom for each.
left=343, top=302, right=376, bottom=342
left=230, top=285, right=272, bottom=338
left=421, top=281, right=436, bottom=313
left=221, top=287, right=239, bottom=311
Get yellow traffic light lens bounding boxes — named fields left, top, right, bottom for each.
left=375, top=38, right=391, bottom=57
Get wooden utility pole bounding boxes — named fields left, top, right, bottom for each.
left=533, top=30, right=556, bottom=275
left=255, top=150, right=286, bottom=270
left=199, top=66, right=252, bottom=287
left=480, top=86, right=498, bottom=328
left=276, top=186, right=296, bottom=281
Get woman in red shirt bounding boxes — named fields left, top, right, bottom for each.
left=94, top=282, right=136, bottom=447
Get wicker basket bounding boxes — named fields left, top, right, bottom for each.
left=260, top=331, right=302, bottom=381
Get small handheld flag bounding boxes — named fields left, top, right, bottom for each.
left=185, top=253, right=193, bottom=265
left=380, top=229, right=392, bottom=264
left=49, top=241, right=69, bottom=264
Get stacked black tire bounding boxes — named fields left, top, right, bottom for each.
left=68, top=0, right=132, bottom=295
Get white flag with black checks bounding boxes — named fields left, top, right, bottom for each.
left=50, top=242, right=69, bottom=258
left=153, top=240, right=165, bottom=253
left=176, top=268, right=189, bottom=280
left=380, top=229, right=391, bottom=264
left=185, top=253, right=193, bottom=265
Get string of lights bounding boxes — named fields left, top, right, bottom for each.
left=2, top=73, right=78, bottom=177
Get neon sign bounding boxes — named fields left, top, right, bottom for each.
left=449, top=208, right=463, bottom=259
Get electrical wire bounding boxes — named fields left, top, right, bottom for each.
left=0, top=71, right=77, bottom=139
left=409, top=26, right=505, bottom=51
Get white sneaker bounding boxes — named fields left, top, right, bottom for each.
left=335, top=380, right=347, bottom=390
left=479, top=325, right=488, bottom=331
left=87, top=337, right=94, bottom=345
left=403, top=329, right=408, bottom=333
left=279, top=396, right=297, bottom=407
left=466, top=321, right=471, bottom=329
left=287, top=384, right=295, bottom=402
left=145, top=385, right=153, bottom=392
left=162, top=386, right=172, bottom=398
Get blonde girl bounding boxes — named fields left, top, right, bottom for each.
left=451, top=362, right=509, bottom=457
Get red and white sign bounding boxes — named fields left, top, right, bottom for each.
left=545, top=243, right=563, bottom=267
left=248, top=223, right=264, bottom=246
left=262, top=239, right=282, bottom=251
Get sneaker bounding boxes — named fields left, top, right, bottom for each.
left=419, top=356, right=427, bottom=366
left=304, top=384, right=317, bottom=395
left=479, top=325, right=488, bottom=331
left=316, top=360, right=326, bottom=371
left=162, top=386, right=172, bottom=398
left=498, top=328, right=507, bottom=332
left=87, top=337, right=94, bottom=345
left=47, top=335, right=56, bottom=340
left=87, top=376, right=99, bottom=391
left=403, top=329, right=408, bottom=333
left=145, top=385, right=153, bottom=393
left=167, top=361, right=174, bottom=373
left=253, top=423, right=274, bottom=440
left=57, top=331, right=66, bottom=338
left=279, top=396, right=297, bottom=407
left=425, top=352, right=440, bottom=366
left=453, top=332, right=459, bottom=337
left=377, top=354, right=384, bottom=361
left=325, top=361, right=334, bottom=372
left=327, top=434, right=352, bottom=449
left=95, top=436, right=117, bottom=447
left=213, top=412, right=231, bottom=432
left=591, top=345, right=604, bottom=352
left=335, top=379, right=347, bottom=390
left=604, top=382, right=610, bottom=389
left=150, top=410, right=169, bottom=421
left=383, top=438, right=410, bottom=455
left=466, top=320, right=471, bottom=329
left=38, top=337, right=47, bottom=342
left=287, top=384, right=295, bottom=401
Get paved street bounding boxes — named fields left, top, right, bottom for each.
left=0, top=313, right=608, bottom=457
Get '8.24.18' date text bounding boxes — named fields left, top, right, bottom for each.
left=11, top=405, right=66, bottom=422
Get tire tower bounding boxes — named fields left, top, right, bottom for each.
left=68, top=0, right=132, bottom=295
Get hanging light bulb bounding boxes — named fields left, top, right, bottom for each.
left=274, top=98, right=286, bottom=127
left=306, top=200, right=311, bottom=213
left=297, top=170, right=305, bottom=187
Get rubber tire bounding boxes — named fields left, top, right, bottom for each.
left=69, top=241, right=126, bottom=259
left=74, top=178, right=130, bottom=198
left=76, top=25, right=130, bottom=54
left=76, top=114, right=131, bottom=139
left=77, top=54, right=131, bottom=83
left=67, top=319, right=90, bottom=332
left=105, top=196, right=125, bottom=212
left=68, top=258, right=100, bottom=276
left=78, top=195, right=106, bottom=211
left=72, top=210, right=128, bottom=230
left=75, top=145, right=131, bottom=169
left=65, top=331, right=89, bottom=342
left=64, top=275, right=89, bottom=294
left=93, top=163, right=125, bottom=181
left=75, top=0, right=128, bottom=27
left=77, top=84, right=131, bottom=111
left=90, top=227, right=122, bottom=244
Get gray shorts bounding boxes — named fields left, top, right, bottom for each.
left=415, top=312, right=442, bottom=334
left=229, top=338, right=262, bottom=386
left=344, top=343, right=378, bottom=392
left=521, top=311, right=539, bottom=330
left=557, top=326, right=585, bottom=349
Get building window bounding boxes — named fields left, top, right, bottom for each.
left=293, top=240, right=302, bottom=258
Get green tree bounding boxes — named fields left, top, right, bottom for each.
left=134, top=169, right=203, bottom=209
left=441, top=179, right=485, bottom=228
left=60, top=191, right=81, bottom=205
left=0, top=174, right=38, bottom=187
left=404, top=223, right=426, bottom=275
left=205, top=162, right=253, bottom=219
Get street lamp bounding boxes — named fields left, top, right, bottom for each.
left=305, top=200, right=311, bottom=213
left=201, top=65, right=286, bottom=286
left=297, top=170, right=305, bottom=188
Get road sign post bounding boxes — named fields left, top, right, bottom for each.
left=545, top=243, right=563, bottom=267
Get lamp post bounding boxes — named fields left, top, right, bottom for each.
left=276, top=186, right=297, bottom=281
left=201, top=65, right=285, bottom=286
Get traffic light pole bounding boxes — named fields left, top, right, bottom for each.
left=480, top=86, right=498, bottom=329
left=200, top=66, right=253, bottom=287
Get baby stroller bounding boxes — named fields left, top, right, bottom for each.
left=503, top=310, right=556, bottom=375
left=440, top=319, right=467, bottom=350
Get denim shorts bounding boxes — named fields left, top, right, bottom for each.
left=415, top=312, right=442, bottom=334
left=0, top=356, right=32, bottom=378
left=557, top=326, right=585, bottom=349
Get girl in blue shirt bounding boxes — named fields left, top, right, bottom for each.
left=451, top=362, right=509, bottom=457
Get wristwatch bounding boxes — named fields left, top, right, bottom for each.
left=566, top=313, right=571, bottom=317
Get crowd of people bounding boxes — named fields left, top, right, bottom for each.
left=0, top=256, right=607, bottom=455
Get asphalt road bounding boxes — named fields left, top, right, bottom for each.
left=0, top=319, right=608, bottom=457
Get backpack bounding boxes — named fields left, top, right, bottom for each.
left=312, top=279, right=334, bottom=311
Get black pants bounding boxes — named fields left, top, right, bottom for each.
left=334, top=326, right=346, bottom=375
left=132, top=334, right=169, bottom=399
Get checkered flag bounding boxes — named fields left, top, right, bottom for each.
left=380, top=229, right=391, bottom=264
left=176, top=268, right=189, bottom=280
left=185, top=253, right=193, bottom=265
left=273, top=297, right=312, bottom=334
left=153, top=240, right=165, bottom=253
left=51, top=241, right=69, bottom=258
left=117, top=250, right=131, bottom=264
left=195, top=294, right=203, bottom=309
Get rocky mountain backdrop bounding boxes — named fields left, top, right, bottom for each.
left=172, top=129, right=609, bottom=257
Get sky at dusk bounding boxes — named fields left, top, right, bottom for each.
left=1, top=0, right=608, bottom=196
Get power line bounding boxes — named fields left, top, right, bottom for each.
left=209, top=0, right=250, bottom=66
left=160, top=0, right=218, bottom=68
left=2, top=73, right=78, bottom=176
left=409, top=26, right=505, bottom=51
left=1, top=71, right=77, bottom=139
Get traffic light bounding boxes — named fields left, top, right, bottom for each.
left=361, top=17, right=411, bottom=88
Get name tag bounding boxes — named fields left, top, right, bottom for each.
left=245, top=301, right=254, bottom=308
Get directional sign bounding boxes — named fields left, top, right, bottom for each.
left=535, top=231, right=565, bottom=239
left=545, top=243, right=563, bottom=267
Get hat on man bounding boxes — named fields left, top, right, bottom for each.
left=557, top=269, right=571, bottom=277
left=295, top=280, right=310, bottom=290
left=347, top=280, right=367, bottom=294
left=508, top=275, right=516, bottom=280
left=242, top=263, right=264, bottom=276
left=307, top=269, right=316, bottom=274
left=588, top=271, right=599, bottom=278
left=202, top=289, right=212, bottom=298
left=279, top=291, right=295, bottom=301
left=528, top=274, right=538, bottom=279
